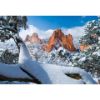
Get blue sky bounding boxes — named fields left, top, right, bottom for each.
left=19, top=16, right=98, bottom=43
left=27, top=16, right=98, bottom=30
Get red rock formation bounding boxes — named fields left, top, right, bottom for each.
left=80, top=44, right=91, bottom=51
left=43, top=29, right=76, bottom=52
left=25, top=33, right=42, bottom=44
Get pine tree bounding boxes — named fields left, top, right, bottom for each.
left=79, top=17, right=100, bottom=45
left=0, top=16, right=27, bottom=47
left=0, top=16, right=28, bottom=64
left=72, top=17, right=100, bottom=77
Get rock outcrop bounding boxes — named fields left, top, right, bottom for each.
left=43, top=29, right=76, bottom=52
left=80, top=44, right=91, bottom=51
left=25, top=33, right=42, bottom=44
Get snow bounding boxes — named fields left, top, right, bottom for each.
left=0, top=37, right=97, bottom=84
left=0, top=40, right=18, bottom=54
left=98, top=37, right=100, bottom=41
left=20, top=59, right=96, bottom=84
left=0, top=81, right=32, bottom=84
left=0, top=63, right=32, bottom=79
left=79, top=57, right=86, bottom=62
left=92, top=26, right=98, bottom=30
left=98, top=37, right=100, bottom=44
left=57, top=47, right=66, bottom=53
left=92, top=51, right=100, bottom=56
left=18, top=43, right=32, bottom=63
left=18, top=40, right=96, bottom=84
left=62, top=67, right=96, bottom=84
left=21, top=60, right=81, bottom=84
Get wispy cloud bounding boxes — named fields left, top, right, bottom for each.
left=62, top=26, right=85, bottom=47
left=19, top=25, right=54, bottom=40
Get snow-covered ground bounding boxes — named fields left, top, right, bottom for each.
left=0, top=39, right=98, bottom=84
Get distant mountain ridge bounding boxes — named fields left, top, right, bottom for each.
left=25, top=33, right=42, bottom=44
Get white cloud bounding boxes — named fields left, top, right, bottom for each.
left=19, top=25, right=54, bottom=40
left=19, top=25, right=39, bottom=40
left=62, top=26, right=85, bottom=47
left=19, top=25, right=85, bottom=47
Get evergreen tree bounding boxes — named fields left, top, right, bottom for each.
left=79, top=18, right=100, bottom=45
left=73, top=17, right=100, bottom=77
left=0, top=16, right=28, bottom=64
left=0, top=16, right=28, bottom=49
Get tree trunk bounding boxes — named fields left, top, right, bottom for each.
left=10, top=35, right=20, bottom=52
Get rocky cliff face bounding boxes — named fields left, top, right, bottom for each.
left=25, top=33, right=42, bottom=44
left=42, top=29, right=76, bottom=52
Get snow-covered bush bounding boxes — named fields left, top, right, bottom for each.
left=0, top=49, right=18, bottom=64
